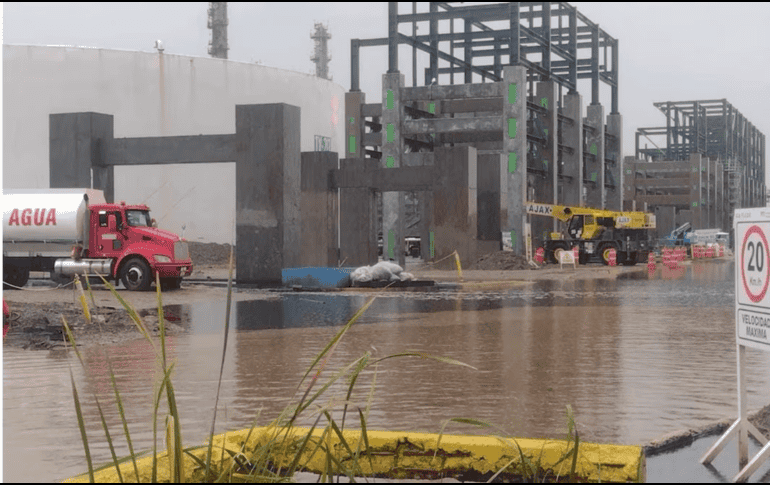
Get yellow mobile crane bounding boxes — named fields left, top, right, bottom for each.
left=526, top=203, right=656, bottom=265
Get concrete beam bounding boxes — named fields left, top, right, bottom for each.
left=403, top=83, right=503, bottom=102
left=235, top=103, right=300, bottom=286
left=333, top=165, right=435, bottom=192
left=634, top=195, right=692, bottom=205
left=105, top=135, right=236, bottom=165
left=362, top=103, right=382, bottom=118
left=403, top=116, right=503, bottom=135
left=437, top=98, right=502, bottom=114
left=634, top=178, right=692, bottom=188
left=502, top=66, right=527, bottom=256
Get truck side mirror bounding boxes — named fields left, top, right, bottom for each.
left=151, top=218, right=158, bottom=228
left=107, top=213, right=117, bottom=232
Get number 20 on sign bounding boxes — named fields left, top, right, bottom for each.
left=701, top=208, right=770, bottom=482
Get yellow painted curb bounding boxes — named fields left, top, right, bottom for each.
left=65, top=427, right=645, bottom=483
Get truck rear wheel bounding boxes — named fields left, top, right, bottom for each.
left=4, top=265, right=30, bottom=289
left=120, top=258, right=152, bottom=291
left=548, top=242, right=569, bottom=264
left=599, top=243, right=618, bottom=266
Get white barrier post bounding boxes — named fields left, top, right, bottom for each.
left=701, top=208, right=770, bottom=481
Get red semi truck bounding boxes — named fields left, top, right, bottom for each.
left=3, top=189, right=193, bottom=291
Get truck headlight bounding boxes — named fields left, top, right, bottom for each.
left=154, top=254, right=171, bottom=263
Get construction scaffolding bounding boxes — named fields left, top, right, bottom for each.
left=631, top=100, right=766, bottom=242
left=346, top=2, right=621, bottom=261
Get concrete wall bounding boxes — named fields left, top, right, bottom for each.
left=3, top=45, right=345, bottom=244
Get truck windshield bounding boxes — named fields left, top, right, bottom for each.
left=126, top=210, right=152, bottom=227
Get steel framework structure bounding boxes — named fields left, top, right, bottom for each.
left=345, top=2, right=623, bottom=261
left=636, top=99, right=766, bottom=210
left=350, top=2, right=619, bottom=112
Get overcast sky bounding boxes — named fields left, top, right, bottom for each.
left=5, top=2, right=770, bottom=183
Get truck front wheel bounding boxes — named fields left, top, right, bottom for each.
left=120, top=258, right=152, bottom=291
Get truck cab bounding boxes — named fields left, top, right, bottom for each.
left=88, top=202, right=193, bottom=290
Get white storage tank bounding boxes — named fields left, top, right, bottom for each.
left=3, top=45, right=346, bottom=244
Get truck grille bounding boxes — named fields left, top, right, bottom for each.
left=174, top=241, right=190, bottom=261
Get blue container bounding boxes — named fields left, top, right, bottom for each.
left=281, top=267, right=356, bottom=288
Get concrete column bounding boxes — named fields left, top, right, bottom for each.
left=300, top=151, right=339, bottom=267
left=235, top=104, right=301, bottom=286
left=585, top=104, right=605, bottom=208
left=689, top=153, right=703, bottom=229
left=477, top=154, right=502, bottom=244
left=339, top=157, right=378, bottom=266
left=532, top=81, right=558, bottom=247
left=50, top=112, right=115, bottom=201
left=502, top=66, right=527, bottom=256
left=622, top=157, right=636, bottom=211
left=432, top=146, right=478, bottom=266
left=562, top=93, right=583, bottom=207
left=345, top=91, right=365, bottom=159
left=382, top=72, right=406, bottom=266
left=606, top=113, right=622, bottom=211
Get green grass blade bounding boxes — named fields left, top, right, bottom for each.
left=63, top=320, right=94, bottom=483
left=570, top=427, right=580, bottom=480
left=285, top=413, right=323, bottom=477
left=151, top=364, right=175, bottom=483
left=97, top=274, right=156, bottom=348
left=371, top=351, right=477, bottom=370
left=434, top=417, right=493, bottom=465
left=340, top=352, right=370, bottom=432
left=70, top=369, right=95, bottom=483
left=297, top=295, right=377, bottom=390
left=206, top=243, right=235, bottom=479
left=107, top=358, right=140, bottom=481
left=486, top=457, right=519, bottom=483
left=155, top=273, right=167, bottom=369
left=357, top=408, right=374, bottom=477
left=295, top=356, right=366, bottom=417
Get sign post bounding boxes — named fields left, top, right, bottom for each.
left=701, top=208, right=770, bottom=481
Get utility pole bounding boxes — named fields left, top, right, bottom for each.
left=310, top=22, right=332, bottom=80
left=208, top=2, right=229, bottom=59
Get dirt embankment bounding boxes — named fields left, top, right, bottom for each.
left=467, top=251, right=534, bottom=270
left=188, top=241, right=234, bottom=267
left=3, top=301, right=184, bottom=350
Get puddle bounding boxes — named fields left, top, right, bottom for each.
left=647, top=433, right=770, bottom=482
left=7, top=259, right=770, bottom=483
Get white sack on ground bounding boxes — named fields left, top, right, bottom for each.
left=350, top=262, right=407, bottom=283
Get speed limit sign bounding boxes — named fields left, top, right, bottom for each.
left=703, top=208, right=770, bottom=481
left=735, top=209, right=770, bottom=351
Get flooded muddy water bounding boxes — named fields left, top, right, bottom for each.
left=5, top=260, right=770, bottom=482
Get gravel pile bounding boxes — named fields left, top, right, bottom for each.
left=467, top=251, right=533, bottom=270
left=188, top=242, right=234, bottom=266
